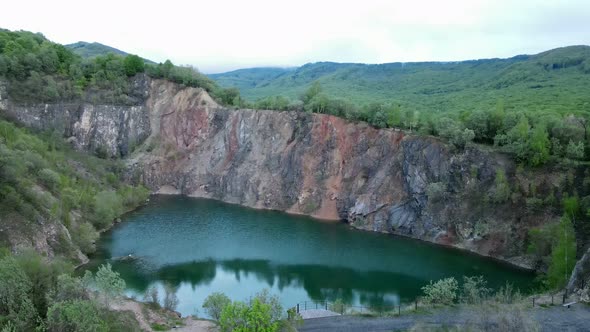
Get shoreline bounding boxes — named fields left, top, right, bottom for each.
left=91, top=192, right=536, bottom=273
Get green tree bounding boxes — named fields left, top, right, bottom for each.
left=93, top=190, right=123, bottom=229
left=0, top=256, right=39, bottom=331
left=93, top=264, right=126, bottom=306
left=123, top=54, right=144, bottom=76
left=490, top=169, right=511, bottom=203
left=302, top=81, right=322, bottom=104
left=220, top=298, right=279, bottom=332
left=528, top=124, right=550, bottom=166
left=547, top=215, right=576, bottom=288
left=565, top=140, right=585, bottom=160
left=203, top=292, right=231, bottom=321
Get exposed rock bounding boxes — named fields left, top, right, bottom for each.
left=568, top=247, right=590, bottom=302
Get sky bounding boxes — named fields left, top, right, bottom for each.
left=1, top=0, right=589, bottom=73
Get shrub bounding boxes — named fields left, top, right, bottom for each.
left=329, top=298, right=345, bottom=314
left=220, top=298, right=279, bottom=332
left=489, top=169, right=511, bottom=203
left=203, top=292, right=231, bottom=321
left=47, top=274, right=88, bottom=304
left=426, top=182, right=446, bottom=202
left=38, top=168, right=61, bottom=191
left=46, top=300, right=108, bottom=332
left=421, top=277, right=458, bottom=305
left=0, top=256, right=40, bottom=331
left=72, top=222, right=99, bottom=254
left=460, top=276, right=491, bottom=304
left=92, top=191, right=123, bottom=229
left=92, top=263, right=126, bottom=306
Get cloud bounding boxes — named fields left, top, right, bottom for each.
left=1, top=0, right=589, bottom=73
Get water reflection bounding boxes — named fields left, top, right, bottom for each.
left=109, top=258, right=417, bottom=312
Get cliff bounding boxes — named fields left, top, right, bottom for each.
left=0, top=76, right=577, bottom=269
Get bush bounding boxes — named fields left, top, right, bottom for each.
left=489, top=169, right=511, bottom=204
left=90, top=263, right=126, bottom=306
left=46, top=300, right=108, bottom=332
left=421, top=277, right=458, bottom=305
left=72, top=222, right=99, bottom=254
left=38, top=168, right=61, bottom=191
left=47, top=274, right=88, bottom=304
left=220, top=298, right=279, bottom=332
left=92, top=191, right=123, bottom=229
left=203, top=292, right=231, bottom=321
left=460, top=276, right=491, bottom=304
left=0, top=256, right=39, bottom=331
left=426, top=182, right=446, bottom=202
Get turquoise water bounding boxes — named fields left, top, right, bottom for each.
left=86, top=195, right=535, bottom=316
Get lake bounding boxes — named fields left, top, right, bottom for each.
left=85, top=195, right=535, bottom=317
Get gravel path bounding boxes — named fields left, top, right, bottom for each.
left=298, top=303, right=590, bottom=332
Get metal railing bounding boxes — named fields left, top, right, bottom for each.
left=291, top=299, right=419, bottom=317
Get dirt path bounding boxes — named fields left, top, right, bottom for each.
left=111, top=300, right=153, bottom=331
left=111, top=298, right=218, bottom=332
left=173, top=317, right=218, bottom=332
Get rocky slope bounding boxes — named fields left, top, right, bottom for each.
left=0, top=75, right=578, bottom=269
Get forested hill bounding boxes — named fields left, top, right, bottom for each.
left=66, top=41, right=156, bottom=64
left=66, top=41, right=129, bottom=58
left=209, top=46, right=590, bottom=115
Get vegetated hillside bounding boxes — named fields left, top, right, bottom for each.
left=211, top=46, right=590, bottom=115
left=209, top=66, right=295, bottom=91
left=0, top=28, right=235, bottom=106
left=66, top=41, right=156, bottom=64
left=66, top=41, right=129, bottom=58
left=0, top=118, right=149, bottom=263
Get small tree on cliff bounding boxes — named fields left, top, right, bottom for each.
left=547, top=215, right=576, bottom=288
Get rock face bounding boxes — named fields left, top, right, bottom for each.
left=568, top=247, right=590, bottom=302
left=0, top=76, right=570, bottom=268
left=1, top=75, right=151, bottom=158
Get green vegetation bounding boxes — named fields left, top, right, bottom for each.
left=203, top=292, right=232, bottom=321
left=0, top=119, right=149, bottom=258
left=546, top=215, right=577, bottom=288
left=0, top=250, right=140, bottom=331
left=66, top=41, right=130, bottom=59
left=421, top=277, right=459, bottom=305
left=527, top=212, right=577, bottom=289
left=0, top=28, right=238, bottom=106
left=202, top=290, right=300, bottom=332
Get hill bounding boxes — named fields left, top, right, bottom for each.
left=66, top=41, right=129, bottom=58
left=210, top=46, right=590, bottom=116
left=66, top=41, right=156, bottom=64
left=209, top=67, right=296, bottom=91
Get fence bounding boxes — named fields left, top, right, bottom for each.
left=291, top=290, right=579, bottom=319
left=291, top=299, right=420, bottom=318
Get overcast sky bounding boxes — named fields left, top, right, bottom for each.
left=1, top=0, right=589, bottom=73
